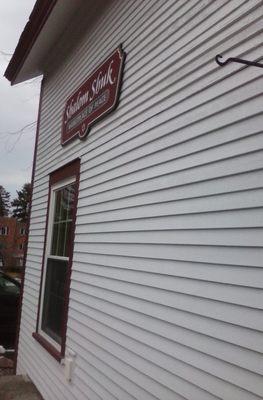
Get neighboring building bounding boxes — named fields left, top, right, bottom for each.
left=0, top=217, right=26, bottom=273
left=5, top=1, right=263, bottom=399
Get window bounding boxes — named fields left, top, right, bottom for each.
left=34, top=159, right=80, bottom=360
left=20, top=227, right=26, bottom=235
left=18, top=243, right=24, bottom=250
left=0, top=227, right=9, bottom=236
left=41, top=181, right=75, bottom=345
left=16, top=257, right=23, bottom=267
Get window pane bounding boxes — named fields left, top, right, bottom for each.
left=51, top=223, right=58, bottom=255
left=41, top=258, right=67, bottom=344
left=54, top=185, right=75, bottom=223
left=54, top=190, right=62, bottom=222
left=57, top=188, right=68, bottom=222
left=63, top=221, right=72, bottom=258
left=50, top=183, right=75, bottom=257
left=51, top=222, right=67, bottom=257
left=66, top=185, right=75, bottom=221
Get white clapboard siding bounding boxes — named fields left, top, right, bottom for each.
left=17, top=0, right=263, bottom=399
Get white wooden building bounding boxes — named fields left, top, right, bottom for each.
left=5, top=0, right=263, bottom=399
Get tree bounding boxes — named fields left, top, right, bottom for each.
left=0, top=186, right=10, bottom=216
left=12, top=183, right=31, bottom=222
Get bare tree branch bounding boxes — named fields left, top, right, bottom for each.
left=0, top=121, right=37, bottom=153
left=0, top=121, right=37, bottom=136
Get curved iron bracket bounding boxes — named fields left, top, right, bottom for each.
left=215, top=54, right=263, bottom=68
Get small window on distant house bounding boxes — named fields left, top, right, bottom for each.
left=16, top=257, right=23, bottom=267
left=20, top=228, right=26, bottom=235
left=34, top=159, right=79, bottom=360
left=0, top=227, right=9, bottom=236
left=19, top=243, right=24, bottom=250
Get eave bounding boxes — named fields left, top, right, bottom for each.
left=4, top=0, right=83, bottom=85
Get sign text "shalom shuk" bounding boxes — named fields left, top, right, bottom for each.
left=61, top=46, right=125, bottom=145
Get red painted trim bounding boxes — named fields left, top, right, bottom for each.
left=50, top=159, right=80, bottom=186
left=4, top=0, right=57, bottom=84
left=14, top=79, right=45, bottom=373
left=32, top=332, right=62, bottom=362
left=33, top=158, right=80, bottom=361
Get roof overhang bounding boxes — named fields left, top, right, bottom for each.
left=5, top=0, right=84, bottom=85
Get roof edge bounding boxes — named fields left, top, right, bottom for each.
left=4, top=0, right=57, bottom=84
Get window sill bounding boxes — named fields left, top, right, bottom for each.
left=32, top=332, right=62, bottom=362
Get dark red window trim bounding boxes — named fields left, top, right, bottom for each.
left=33, top=158, right=80, bottom=361
left=32, top=332, right=62, bottom=362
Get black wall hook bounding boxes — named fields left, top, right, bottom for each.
left=215, top=54, right=263, bottom=69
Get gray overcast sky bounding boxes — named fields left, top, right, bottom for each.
left=0, top=0, right=40, bottom=199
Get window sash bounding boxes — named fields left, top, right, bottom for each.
left=39, top=176, right=76, bottom=350
left=41, top=257, right=68, bottom=344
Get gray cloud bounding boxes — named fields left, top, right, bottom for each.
left=0, top=1, right=40, bottom=199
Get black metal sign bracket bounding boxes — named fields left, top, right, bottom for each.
left=215, top=54, right=263, bottom=69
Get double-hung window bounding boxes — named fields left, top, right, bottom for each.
left=34, top=159, right=80, bottom=360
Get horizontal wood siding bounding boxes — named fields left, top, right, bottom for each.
left=18, top=0, right=263, bottom=399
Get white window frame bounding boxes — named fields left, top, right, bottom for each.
left=39, top=176, right=75, bottom=351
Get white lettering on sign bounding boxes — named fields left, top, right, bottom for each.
left=61, top=46, right=125, bottom=146
left=90, top=60, right=115, bottom=101
left=64, top=61, right=116, bottom=124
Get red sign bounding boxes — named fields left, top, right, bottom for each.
left=61, top=46, right=125, bottom=145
